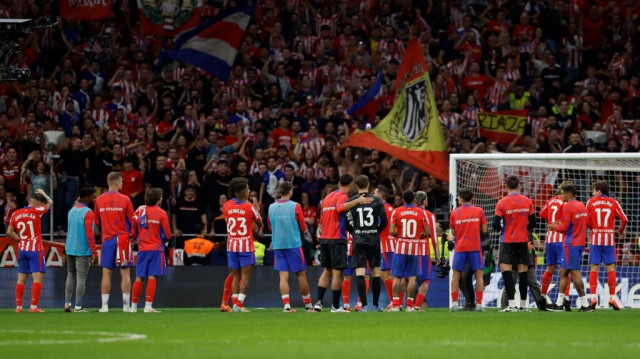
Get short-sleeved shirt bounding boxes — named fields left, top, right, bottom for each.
left=319, top=190, right=349, bottom=240
left=10, top=206, right=48, bottom=251
left=556, top=199, right=588, bottom=247
left=132, top=205, right=171, bottom=252
left=380, top=202, right=395, bottom=253
left=391, top=204, right=428, bottom=255
left=586, top=195, right=627, bottom=246
left=539, top=196, right=564, bottom=244
left=94, top=191, right=134, bottom=241
left=495, top=193, right=534, bottom=243
left=223, top=199, right=261, bottom=252
left=450, top=204, right=486, bottom=252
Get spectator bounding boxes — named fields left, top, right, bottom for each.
left=120, top=155, right=144, bottom=208
left=172, top=185, right=207, bottom=247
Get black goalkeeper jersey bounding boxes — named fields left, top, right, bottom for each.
left=346, top=193, right=388, bottom=245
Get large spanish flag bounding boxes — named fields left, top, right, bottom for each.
left=341, top=38, right=449, bottom=182
left=477, top=110, right=528, bottom=144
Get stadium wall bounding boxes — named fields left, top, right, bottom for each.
left=0, top=266, right=451, bottom=308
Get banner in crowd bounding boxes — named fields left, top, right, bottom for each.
left=346, top=70, right=383, bottom=125
left=137, top=0, right=203, bottom=36
left=477, top=165, right=557, bottom=209
left=341, top=37, right=449, bottom=182
left=155, top=6, right=253, bottom=83
left=0, top=237, right=66, bottom=267
left=477, top=110, right=528, bottom=145
left=60, top=0, right=113, bottom=21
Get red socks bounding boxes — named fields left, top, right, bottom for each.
left=541, top=271, right=552, bottom=295
left=231, top=294, right=238, bottom=306
left=384, top=278, right=393, bottom=300
left=406, top=297, right=414, bottom=308
left=132, top=281, right=142, bottom=304
left=565, top=278, right=571, bottom=296
left=282, top=295, right=291, bottom=306
left=476, top=291, right=483, bottom=305
left=451, top=291, right=459, bottom=302
left=415, top=293, right=426, bottom=307
left=607, top=271, right=616, bottom=295
left=392, top=297, right=400, bottom=307
left=31, top=282, right=42, bottom=307
left=399, top=291, right=405, bottom=306
left=145, top=278, right=156, bottom=304
left=589, top=271, right=598, bottom=297
left=365, top=279, right=370, bottom=294
left=342, top=280, right=350, bottom=306
left=221, top=274, right=233, bottom=306
left=15, top=283, right=24, bottom=307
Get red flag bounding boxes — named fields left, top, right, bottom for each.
left=341, top=38, right=449, bottom=182
left=60, top=0, right=113, bottom=21
left=137, top=0, right=203, bottom=36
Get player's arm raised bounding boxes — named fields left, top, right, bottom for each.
left=35, top=188, right=53, bottom=210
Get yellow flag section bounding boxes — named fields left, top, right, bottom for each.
left=477, top=110, right=528, bottom=145
left=341, top=37, right=449, bottom=182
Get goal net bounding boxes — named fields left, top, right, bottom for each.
left=449, top=153, right=640, bottom=309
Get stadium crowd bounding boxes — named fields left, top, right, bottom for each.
left=0, top=0, right=639, bottom=259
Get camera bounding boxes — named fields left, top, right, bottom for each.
left=437, top=258, right=450, bottom=279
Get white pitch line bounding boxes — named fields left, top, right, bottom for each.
left=0, top=329, right=147, bottom=346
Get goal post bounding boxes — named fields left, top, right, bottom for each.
left=448, top=153, right=640, bottom=309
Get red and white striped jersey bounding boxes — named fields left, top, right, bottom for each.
left=299, top=67, right=321, bottom=88
left=391, top=205, right=428, bottom=256
left=112, top=79, right=138, bottom=103
left=380, top=202, right=395, bottom=253
left=378, top=38, right=405, bottom=55
left=346, top=232, right=353, bottom=256
left=539, top=196, right=564, bottom=244
left=489, top=79, right=511, bottom=106
left=173, top=67, right=185, bottom=82
left=223, top=199, right=261, bottom=252
left=9, top=206, right=48, bottom=252
left=462, top=106, right=480, bottom=126
left=504, top=69, right=520, bottom=83
left=586, top=195, right=627, bottom=246
left=612, top=58, right=626, bottom=78
left=301, top=136, right=325, bottom=159
left=293, top=35, right=319, bottom=55
left=439, top=112, right=462, bottom=131
left=91, top=108, right=113, bottom=127
left=419, top=207, right=438, bottom=256
left=562, top=35, right=583, bottom=68
left=173, top=116, right=197, bottom=134
left=314, top=13, right=340, bottom=37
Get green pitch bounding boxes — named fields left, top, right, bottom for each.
left=1, top=308, right=638, bottom=359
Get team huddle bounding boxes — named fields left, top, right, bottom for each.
left=9, top=171, right=627, bottom=313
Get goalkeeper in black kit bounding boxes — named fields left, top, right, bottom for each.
left=346, top=175, right=388, bottom=312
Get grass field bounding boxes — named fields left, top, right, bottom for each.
left=1, top=308, right=638, bottom=359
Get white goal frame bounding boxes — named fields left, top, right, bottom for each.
left=448, top=152, right=640, bottom=309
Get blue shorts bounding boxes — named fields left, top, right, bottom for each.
left=101, top=236, right=133, bottom=270
left=381, top=252, right=394, bottom=271
left=418, top=255, right=432, bottom=283
left=561, top=245, right=585, bottom=270
left=344, top=256, right=354, bottom=276
left=391, top=253, right=419, bottom=278
left=227, top=251, right=255, bottom=270
left=545, top=242, right=564, bottom=266
left=18, top=250, right=46, bottom=274
left=135, top=251, right=166, bottom=278
left=589, top=245, right=616, bottom=265
left=274, top=247, right=306, bottom=273
left=343, top=256, right=370, bottom=276
left=452, top=251, right=484, bottom=272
